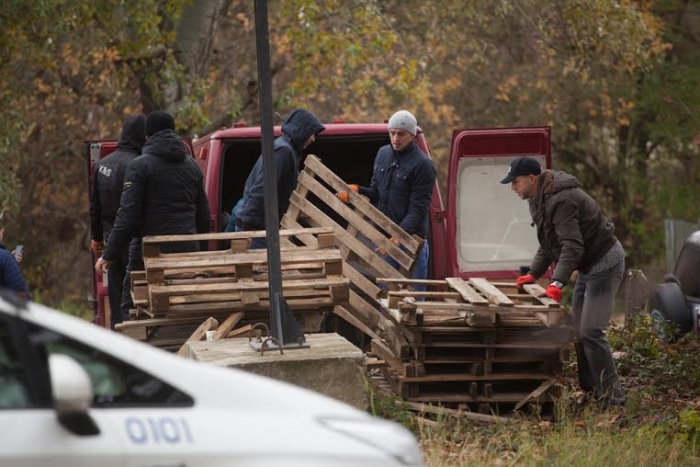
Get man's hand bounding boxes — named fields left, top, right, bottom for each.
left=11, top=249, right=22, bottom=264
left=543, top=284, right=563, bottom=302
left=335, top=184, right=359, bottom=204
left=376, top=236, right=400, bottom=255
left=90, top=239, right=104, bottom=256
left=516, top=274, right=536, bottom=291
left=95, top=256, right=111, bottom=274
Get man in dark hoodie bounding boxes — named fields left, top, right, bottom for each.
left=336, top=110, right=436, bottom=291
left=95, top=111, right=211, bottom=318
left=501, top=156, right=625, bottom=409
left=233, top=108, right=325, bottom=248
left=89, top=114, right=146, bottom=328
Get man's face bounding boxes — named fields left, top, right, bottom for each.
left=511, top=175, right=537, bottom=200
left=303, top=134, right=316, bottom=148
left=389, top=129, right=413, bottom=151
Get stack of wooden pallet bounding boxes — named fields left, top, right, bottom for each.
left=115, top=227, right=349, bottom=350
left=371, top=277, right=574, bottom=416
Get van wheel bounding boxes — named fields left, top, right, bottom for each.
left=649, top=282, right=692, bottom=342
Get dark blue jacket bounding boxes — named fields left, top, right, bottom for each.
left=236, top=109, right=325, bottom=229
left=0, top=245, right=29, bottom=297
left=359, top=141, right=435, bottom=238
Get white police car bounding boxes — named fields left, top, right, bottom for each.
left=0, top=294, right=424, bottom=466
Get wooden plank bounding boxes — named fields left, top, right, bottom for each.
left=445, top=277, right=489, bottom=305
left=149, top=277, right=349, bottom=296
left=333, top=305, right=383, bottom=342
left=145, top=248, right=342, bottom=271
left=176, top=317, right=219, bottom=357
left=370, top=339, right=405, bottom=374
left=399, top=373, right=550, bottom=383
left=116, top=316, right=209, bottom=330
left=213, top=312, right=245, bottom=340
left=142, top=226, right=334, bottom=244
left=468, top=278, right=514, bottom=306
left=376, top=278, right=447, bottom=286
left=513, top=378, right=557, bottom=411
left=227, top=324, right=253, bottom=338
left=522, top=283, right=560, bottom=308
left=401, top=401, right=510, bottom=423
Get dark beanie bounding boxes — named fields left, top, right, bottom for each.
left=146, top=111, right=175, bottom=136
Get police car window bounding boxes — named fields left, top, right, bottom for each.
left=0, top=321, right=31, bottom=408
left=27, top=325, right=193, bottom=408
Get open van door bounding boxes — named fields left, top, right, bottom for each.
left=445, top=127, right=551, bottom=279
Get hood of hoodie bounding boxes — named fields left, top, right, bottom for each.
left=116, top=115, right=147, bottom=154
left=142, top=129, right=188, bottom=163
left=281, top=109, right=325, bottom=151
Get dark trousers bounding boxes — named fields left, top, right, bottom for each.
left=571, top=259, right=625, bottom=403
left=120, top=238, right=144, bottom=323
left=108, top=248, right=128, bottom=329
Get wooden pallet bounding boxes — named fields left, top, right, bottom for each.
left=279, top=154, right=423, bottom=355
left=135, top=227, right=348, bottom=317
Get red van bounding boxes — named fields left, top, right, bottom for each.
left=87, top=123, right=550, bottom=326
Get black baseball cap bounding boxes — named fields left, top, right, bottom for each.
left=500, top=157, right=542, bottom=184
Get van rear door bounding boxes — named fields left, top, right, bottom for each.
left=445, top=127, right=551, bottom=279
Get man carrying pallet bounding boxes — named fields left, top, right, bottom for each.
left=337, top=110, right=436, bottom=290
left=501, top=156, right=625, bottom=409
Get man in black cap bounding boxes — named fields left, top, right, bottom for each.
left=89, top=114, right=146, bottom=328
left=502, top=156, right=625, bottom=409
left=96, top=111, right=211, bottom=318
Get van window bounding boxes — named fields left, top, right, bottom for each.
left=27, top=324, right=194, bottom=408
left=455, top=156, right=542, bottom=272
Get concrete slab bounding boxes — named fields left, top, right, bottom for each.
left=183, top=333, right=368, bottom=410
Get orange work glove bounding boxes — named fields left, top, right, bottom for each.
left=335, top=184, right=359, bottom=204
left=91, top=239, right=104, bottom=255
left=543, top=284, right=563, bottom=302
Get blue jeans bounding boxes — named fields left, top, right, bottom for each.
left=571, top=258, right=625, bottom=404
left=385, top=239, right=429, bottom=292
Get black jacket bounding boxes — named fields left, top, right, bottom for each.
left=236, top=109, right=325, bottom=229
left=89, top=115, right=146, bottom=243
left=103, top=129, right=211, bottom=260
left=359, top=141, right=435, bottom=238
left=528, top=170, right=617, bottom=284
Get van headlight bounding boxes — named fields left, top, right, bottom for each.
left=317, top=416, right=424, bottom=466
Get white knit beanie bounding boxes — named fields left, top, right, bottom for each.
left=388, top=110, right=417, bottom=136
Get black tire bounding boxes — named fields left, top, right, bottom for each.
left=649, top=282, right=692, bottom=342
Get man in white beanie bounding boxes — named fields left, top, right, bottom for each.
left=337, top=110, right=436, bottom=290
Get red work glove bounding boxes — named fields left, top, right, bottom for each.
left=516, top=274, right=536, bottom=290
left=544, top=284, right=563, bottom=302
left=335, top=184, right=359, bottom=204
left=90, top=239, right=104, bottom=255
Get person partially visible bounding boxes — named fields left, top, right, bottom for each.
left=89, top=114, right=146, bottom=328
left=235, top=108, right=325, bottom=248
left=502, top=156, right=625, bottom=409
left=0, top=219, right=29, bottom=300
left=95, top=111, right=210, bottom=317
left=336, top=110, right=436, bottom=290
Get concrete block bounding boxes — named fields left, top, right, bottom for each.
left=183, top=333, right=368, bottom=410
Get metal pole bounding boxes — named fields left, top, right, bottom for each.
left=254, top=0, right=284, bottom=345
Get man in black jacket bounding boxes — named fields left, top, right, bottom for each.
left=89, top=114, right=145, bottom=328
left=502, top=156, right=625, bottom=409
left=96, top=111, right=211, bottom=320
left=234, top=108, right=325, bottom=248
